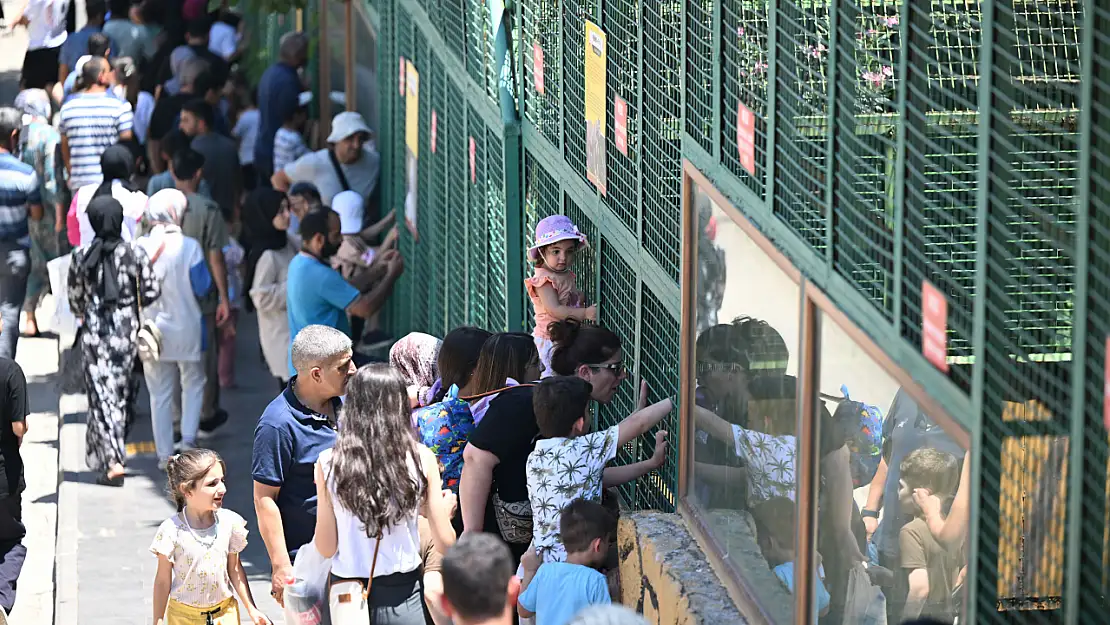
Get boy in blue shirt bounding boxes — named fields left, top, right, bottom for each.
left=519, top=499, right=614, bottom=625
left=751, top=497, right=831, bottom=618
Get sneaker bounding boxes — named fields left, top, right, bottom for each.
left=157, top=458, right=169, bottom=472
left=198, top=409, right=229, bottom=435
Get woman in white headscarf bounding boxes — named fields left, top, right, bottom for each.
left=134, top=189, right=213, bottom=469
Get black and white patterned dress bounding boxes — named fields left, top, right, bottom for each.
left=67, top=243, right=160, bottom=472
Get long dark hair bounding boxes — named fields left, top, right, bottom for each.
left=548, top=320, right=622, bottom=376
left=330, top=364, right=427, bottom=536
left=433, top=326, right=492, bottom=402
left=463, top=333, right=538, bottom=396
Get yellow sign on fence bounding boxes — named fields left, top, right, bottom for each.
left=584, top=20, right=606, bottom=195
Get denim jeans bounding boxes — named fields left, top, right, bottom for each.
left=0, top=241, right=30, bottom=359
left=144, top=359, right=206, bottom=461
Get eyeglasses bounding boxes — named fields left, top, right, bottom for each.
left=587, top=361, right=625, bottom=376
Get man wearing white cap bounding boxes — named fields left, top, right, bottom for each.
left=271, top=111, right=381, bottom=215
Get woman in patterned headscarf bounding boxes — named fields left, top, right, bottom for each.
left=389, top=332, right=442, bottom=409
left=14, top=88, right=63, bottom=336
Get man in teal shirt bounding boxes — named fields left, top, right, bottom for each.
left=285, top=207, right=403, bottom=376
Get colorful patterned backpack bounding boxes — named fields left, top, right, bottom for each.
left=831, top=385, right=885, bottom=488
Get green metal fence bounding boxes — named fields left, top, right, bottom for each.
left=368, top=0, right=1110, bottom=619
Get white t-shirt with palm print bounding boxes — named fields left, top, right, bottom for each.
left=730, top=424, right=797, bottom=503
left=526, top=425, right=619, bottom=562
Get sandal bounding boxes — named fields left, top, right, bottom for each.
left=96, top=471, right=125, bottom=487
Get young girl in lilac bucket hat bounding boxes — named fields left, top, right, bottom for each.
left=525, top=215, right=597, bottom=376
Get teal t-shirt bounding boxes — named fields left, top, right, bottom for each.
left=286, top=253, right=359, bottom=375
left=518, top=562, right=611, bottom=625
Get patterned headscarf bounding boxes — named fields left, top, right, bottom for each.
left=389, top=333, right=442, bottom=407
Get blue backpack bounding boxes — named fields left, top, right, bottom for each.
left=831, top=385, right=885, bottom=488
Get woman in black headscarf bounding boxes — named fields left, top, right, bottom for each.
left=67, top=196, right=161, bottom=486
left=243, top=188, right=297, bottom=388
left=69, top=145, right=148, bottom=247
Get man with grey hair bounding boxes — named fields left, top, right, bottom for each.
left=252, top=324, right=354, bottom=607
left=256, top=31, right=310, bottom=186
left=0, top=108, right=43, bottom=360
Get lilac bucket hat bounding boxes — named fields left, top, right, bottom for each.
left=528, top=215, right=589, bottom=261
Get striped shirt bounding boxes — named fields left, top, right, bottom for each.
left=273, top=128, right=309, bottom=173
left=0, top=154, right=42, bottom=245
left=58, top=92, right=134, bottom=191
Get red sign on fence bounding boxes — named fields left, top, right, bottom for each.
left=469, top=137, right=477, bottom=183
left=431, top=111, right=437, bottom=154
left=921, top=280, right=949, bottom=373
left=399, top=57, right=406, bottom=96
left=534, top=43, right=545, bottom=95
left=614, top=96, right=628, bottom=156
left=736, top=101, right=756, bottom=175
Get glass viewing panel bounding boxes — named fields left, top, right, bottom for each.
left=353, top=4, right=379, bottom=133
left=690, top=182, right=798, bottom=624
left=325, top=0, right=347, bottom=108
left=815, top=314, right=969, bottom=624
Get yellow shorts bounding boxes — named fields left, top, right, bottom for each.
left=165, top=597, right=240, bottom=625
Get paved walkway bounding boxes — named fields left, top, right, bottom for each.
left=0, top=4, right=287, bottom=622
left=58, top=312, right=286, bottom=624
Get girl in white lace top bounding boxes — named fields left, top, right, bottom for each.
left=150, top=449, right=271, bottom=625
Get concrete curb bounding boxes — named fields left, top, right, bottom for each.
left=54, top=390, right=82, bottom=625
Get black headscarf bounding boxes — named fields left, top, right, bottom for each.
left=242, top=188, right=290, bottom=312
left=81, top=196, right=127, bottom=305
left=94, top=145, right=139, bottom=199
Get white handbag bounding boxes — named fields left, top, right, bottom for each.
left=327, top=535, right=381, bottom=625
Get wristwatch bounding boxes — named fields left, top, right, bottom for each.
left=861, top=508, right=880, bottom=519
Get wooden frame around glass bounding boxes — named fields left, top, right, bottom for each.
left=678, top=161, right=970, bottom=625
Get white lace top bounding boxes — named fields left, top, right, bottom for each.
left=149, top=508, right=248, bottom=608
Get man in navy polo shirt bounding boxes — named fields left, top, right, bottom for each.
left=252, top=324, right=355, bottom=607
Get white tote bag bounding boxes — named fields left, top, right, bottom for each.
left=46, top=254, right=78, bottom=338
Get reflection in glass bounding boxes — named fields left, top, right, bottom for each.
left=819, top=316, right=969, bottom=624
left=326, top=0, right=347, bottom=108
left=691, top=184, right=798, bottom=624
left=352, top=5, right=379, bottom=133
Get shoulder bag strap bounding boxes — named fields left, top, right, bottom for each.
left=360, top=533, right=383, bottom=601
left=459, top=383, right=536, bottom=402
left=328, top=150, right=352, bottom=192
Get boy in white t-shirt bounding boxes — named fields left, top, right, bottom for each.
left=525, top=376, right=672, bottom=563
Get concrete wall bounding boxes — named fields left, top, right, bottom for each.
left=617, top=511, right=790, bottom=625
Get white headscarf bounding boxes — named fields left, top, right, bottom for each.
left=332, top=190, right=364, bottom=235
left=146, top=189, right=188, bottom=226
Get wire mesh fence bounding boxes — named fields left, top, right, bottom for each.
left=360, top=0, right=1110, bottom=617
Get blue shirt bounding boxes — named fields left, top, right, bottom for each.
left=773, top=561, right=831, bottom=618
left=60, top=25, right=110, bottom=73
left=251, top=378, right=339, bottom=557
left=255, top=62, right=302, bottom=173
left=286, top=253, right=359, bottom=376
left=519, top=562, right=611, bottom=625
left=0, top=154, right=41, bottom=246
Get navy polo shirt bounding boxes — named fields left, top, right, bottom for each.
left=252, top=377, right=339, bottom=557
